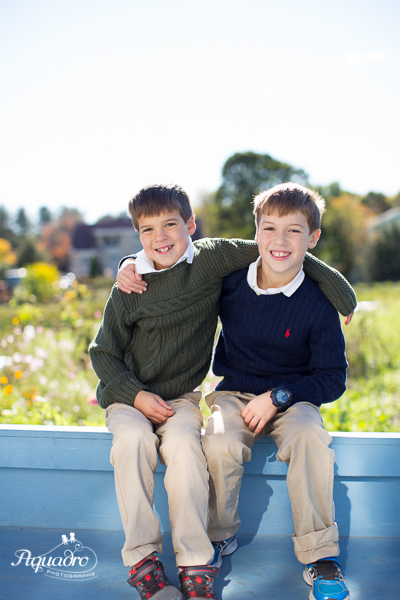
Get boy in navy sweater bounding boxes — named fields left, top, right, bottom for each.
left=201, top=182, right=349, bottom=600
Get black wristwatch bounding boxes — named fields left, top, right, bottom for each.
left=269, top=387, right=292, bottom=412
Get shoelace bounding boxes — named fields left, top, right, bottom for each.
left=128, top=558, right=171, bottom=599
left=310, top=560, right=343, bottom=581
left=180, top=567, right=219, bottom=600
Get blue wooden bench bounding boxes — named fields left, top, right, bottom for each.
left=0, top=425, right=399, bottom=599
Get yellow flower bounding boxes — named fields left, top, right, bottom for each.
left=0, top=376, right=8, bottom=384
left=4, top=385, right=13, bottom=396
left=14, top=371, right=23, bottom=379
left=12, top=317, right=19, bottom=325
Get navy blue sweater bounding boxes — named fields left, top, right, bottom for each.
left=213, top=269, right=347, bottom=407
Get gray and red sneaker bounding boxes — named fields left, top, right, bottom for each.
left=179, top=565, right=219, bottom=600
left=128, top=556, right=183, bottom=600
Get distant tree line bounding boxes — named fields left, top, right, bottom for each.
left=1, top=151, right=400, bottom=282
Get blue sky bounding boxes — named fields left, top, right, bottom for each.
left=1, top=0, right=399, bottom=223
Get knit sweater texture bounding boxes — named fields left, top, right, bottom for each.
left=214, top=269, right=348, bottom=406
left=90, top=238, right=356, bottom=410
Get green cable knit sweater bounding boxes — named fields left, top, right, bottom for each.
left=89, top=237, right=356, bottom=409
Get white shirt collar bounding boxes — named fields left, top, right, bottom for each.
left=247, top=256, right=305, bottom=296
left=135, top=240, right=195, bottom=274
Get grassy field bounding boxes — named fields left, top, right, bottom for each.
left=0, top=279, right=399, bottom=432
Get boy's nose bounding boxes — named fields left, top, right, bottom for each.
left=275, top=231, right=287, bottom=245
left=154, top=229, right=168, bottom=240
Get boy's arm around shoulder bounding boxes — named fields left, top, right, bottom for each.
left=89, top=284, right=149, bottom=409
left=196, top=237, right=259, bottom=276
left=303, top=252, right=357, bottom=320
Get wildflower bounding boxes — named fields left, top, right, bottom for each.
left=14, top=371, right=23, bottom=379
left=36, top=326, right=43, bottom=334
left=4, top=385, right=13, bottom=396
left=94, top=310, right=102, bottom=319
left=32, top=395, right=47, bottom=403
left=23, top=325, right=36, bottom=340
left=68, top=372, right=76, bottom=379
left=87, top=396, right=98, bottom=406
left=0, top=376, right=8, bottom=384
left=12, top=317, right=19, bottom=326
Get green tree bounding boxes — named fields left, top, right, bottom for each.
left=15, top=208, right=30, bottom=235
left=313, top=194, right=370, bottom=281
left=38, top=206, right=52, bottom=227
left=361, top=192, right=391, bottom=215
left=368, top=223, right=400, bottom=281
left=197, top=152, right=308, bottom=239
left=17, top=237, right=46, bottom=267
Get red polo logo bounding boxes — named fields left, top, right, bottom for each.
left=285, top=329, right=291, bottom=338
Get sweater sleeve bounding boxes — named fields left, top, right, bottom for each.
left=303, top=252, right=357, bottom=316
left=207, top=238, right=259, bottom=275
left=284, top=303, right=347, bottom=407
left=89, top=287, right=149, bottom=409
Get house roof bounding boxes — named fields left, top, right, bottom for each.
left=72, top=218, right=134, bottom=249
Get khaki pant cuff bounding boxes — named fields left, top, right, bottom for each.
left=207, top=526, right=240, bottom=543
left=293, top=523, right=340, bottom=565
left=176, top=552, right=215, bottom=568
left=122, top=543, right=162, bottom=568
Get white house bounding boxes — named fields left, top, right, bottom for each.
left=70, top=218, right=142, bottom=277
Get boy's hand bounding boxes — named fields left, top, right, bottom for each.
left=344, top=311, right=354, bottom=325
left=117, top=260, right=147, bottom=294
left=134, top=390, right=175, bottom=424
left=241, top=392, right=278, bottom=435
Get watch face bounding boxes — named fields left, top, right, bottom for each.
left=275, top=389, right=289, bottom=404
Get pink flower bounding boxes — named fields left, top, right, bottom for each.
left=87, top=396, right=98, bottom=406
left=94, top=310, right=102, bottom=319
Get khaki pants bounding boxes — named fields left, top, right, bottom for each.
left=105, top=393, right=214, bottom=568
left=201, top=391, right=340, bottom=565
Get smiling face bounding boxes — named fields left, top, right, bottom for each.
left=137, top=210, right=196, bottom=270
left=255, top=210, right=320, bottom=289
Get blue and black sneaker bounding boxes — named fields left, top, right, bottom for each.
left=211, top=536, right=238, bottom=569
left=303, top=559, right=349, bottom=600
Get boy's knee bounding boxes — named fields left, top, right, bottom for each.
left=202, top=430, right=252, bottom=466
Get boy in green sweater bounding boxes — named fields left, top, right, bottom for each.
left=90, top=184, right=356, bottom=600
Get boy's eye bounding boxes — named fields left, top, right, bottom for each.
left=142, top=228, right=152, bottom=233
left=165, top=222, right=176, bottom=228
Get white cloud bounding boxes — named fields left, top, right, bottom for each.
left=345, top=51, right=386, bottom=66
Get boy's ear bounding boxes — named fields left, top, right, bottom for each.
left=308, top=229, right=321, bottom=248
left=187, top=216, right=196, bottom=236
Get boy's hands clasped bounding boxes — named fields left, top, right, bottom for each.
left=134, top=390, right=175, bottom=424
left=241, top=392, right=278, bottom=435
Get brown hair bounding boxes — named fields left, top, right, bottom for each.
left=253, top=182, right=325, bottom=233
left=129, top=184, right=194, bottom=231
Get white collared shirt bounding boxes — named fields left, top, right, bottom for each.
left=135, top=241, right=195, bottom=275
left=247, top=256, right=305, bottom=297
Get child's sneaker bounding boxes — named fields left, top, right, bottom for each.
left=179, top=565, right=219, bottom=600
left=303, top=559, right=349, bottom=600
left=128, top=556, right=183, bottom=600
left=211, top=536, right=238, bottom=569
